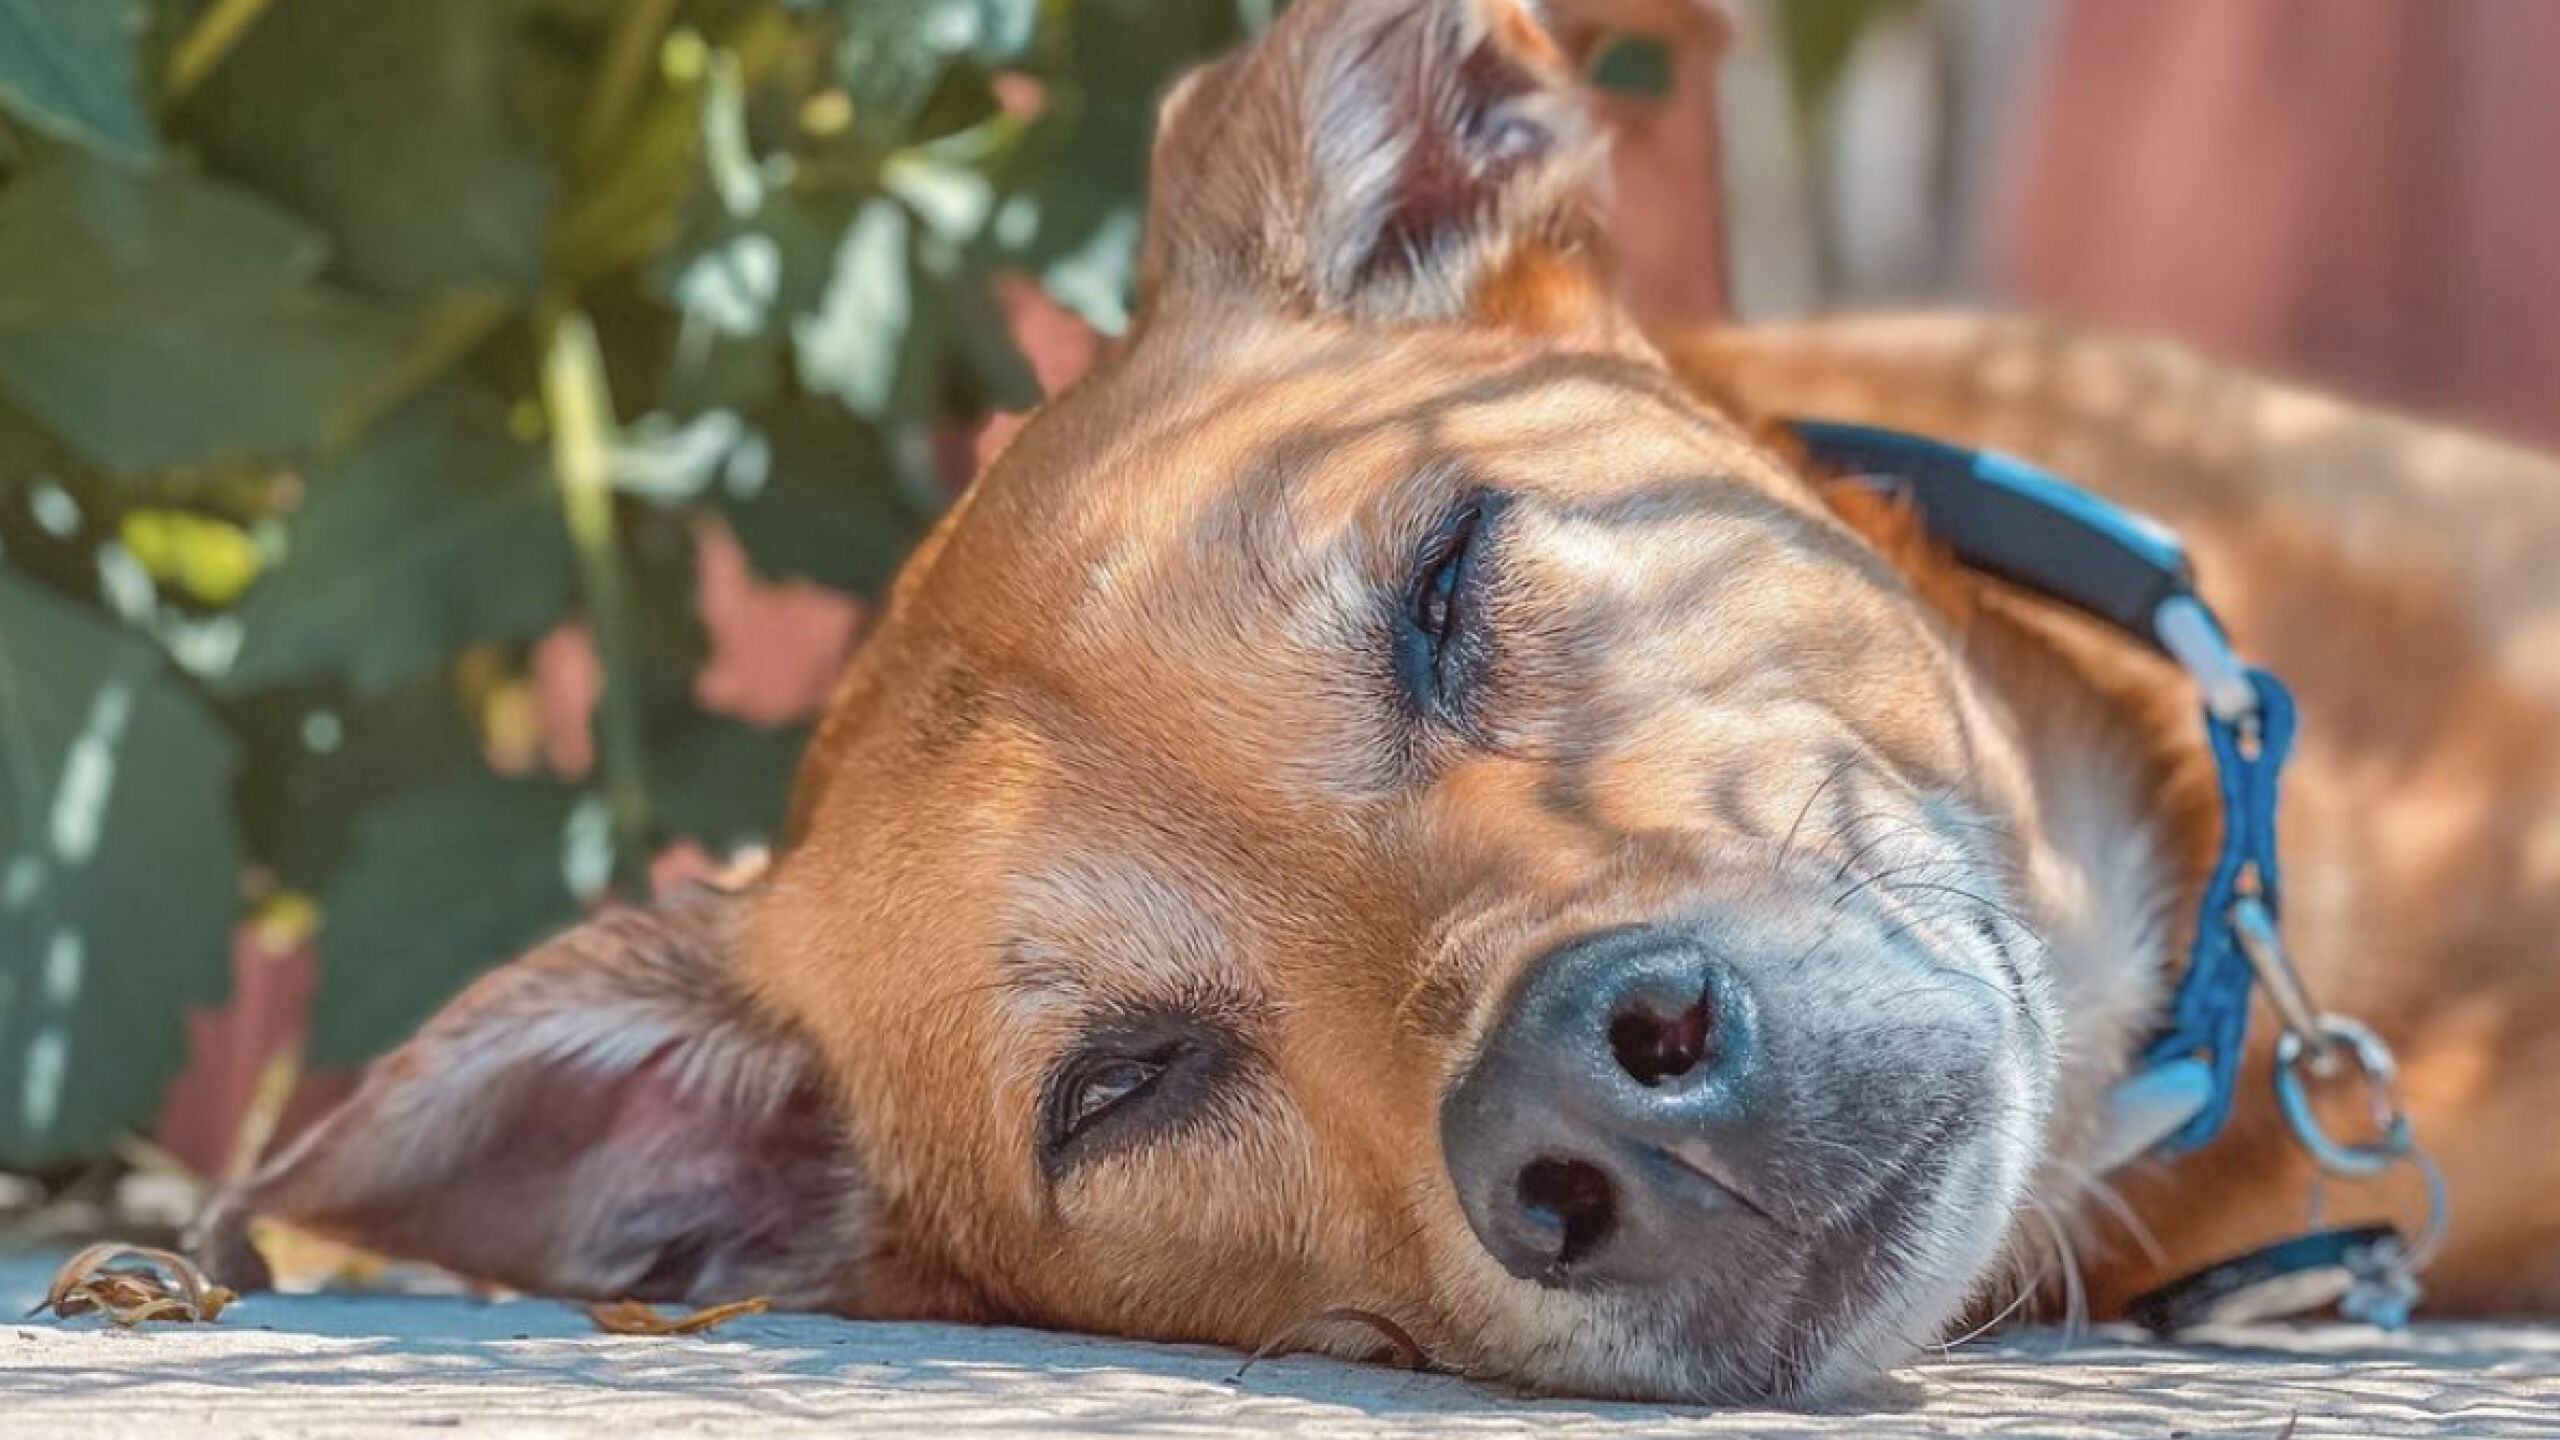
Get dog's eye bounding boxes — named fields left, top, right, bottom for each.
left=1039, top=1012, right=1238, bottom=1175
left=1052, top=1050, right=1175, bottom=1143
left=1397, top=493, right=1500, bottom=719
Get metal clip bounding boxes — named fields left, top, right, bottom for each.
left=2275, top=1016, right=2416, bottom=1180
left=2230, top=893, right=2324, bottom=1055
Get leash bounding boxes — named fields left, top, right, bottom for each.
left=1785, top=420, right=2447, bottom=1334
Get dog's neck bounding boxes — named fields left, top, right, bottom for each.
left=1826, top=484, right=2225, bottom=1199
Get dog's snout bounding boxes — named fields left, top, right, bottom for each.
left=1441, top=927, right=1770, bottom=1285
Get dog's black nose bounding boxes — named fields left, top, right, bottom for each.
left=1441, top=926, right=1773, bottom=1285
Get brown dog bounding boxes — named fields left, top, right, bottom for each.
left=197, top=0, right=2560, bottom=1404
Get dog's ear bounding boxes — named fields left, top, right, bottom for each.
left=1138, top=0, right=1725, bottom=334
left=191, top=887, right=862, bottom=1310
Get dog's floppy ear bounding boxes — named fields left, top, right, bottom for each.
left=1139, top=0, right=1723, bottom=333
left=191, top=887, right=862, bottom=1310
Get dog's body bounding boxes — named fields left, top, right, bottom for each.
left=197, top=0, right=2560, bottom=1404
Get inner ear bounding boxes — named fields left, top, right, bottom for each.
left=192, top=888, right=867, bottom=1312
left=1140, top=0, right=1685, bottom=332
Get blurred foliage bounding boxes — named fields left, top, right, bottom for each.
left=1769, top=0, right=1922, bottom=139
left=0, top=0, right=1257, bottom=1166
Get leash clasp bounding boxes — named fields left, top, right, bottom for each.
left=2275, top=1015, right=2415, bottom=1180
left=2230, top=892, right=2323, bottom=1051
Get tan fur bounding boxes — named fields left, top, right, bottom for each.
left=200, top=0, right=2560, bottom=1402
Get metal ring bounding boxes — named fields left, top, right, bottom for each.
left=2275, top=1016, right=2414, bottom=1179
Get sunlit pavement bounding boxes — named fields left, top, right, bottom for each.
left=5, top=1251, right=2557, bottom=1438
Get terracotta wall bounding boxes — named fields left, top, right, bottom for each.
left=1998, top=0, right=2560, bottom=449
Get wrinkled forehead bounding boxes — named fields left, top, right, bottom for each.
left=1001, top=316, right=1811, bottom=520
left=886, top=315, right=1943, bottom=824
left=930, top=318, right=1821, bottom=683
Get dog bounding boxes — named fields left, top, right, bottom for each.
left=194, top=0, right=2560, bottom=1404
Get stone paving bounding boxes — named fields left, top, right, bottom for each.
left=5, top=1253, right=2555, bottom=1438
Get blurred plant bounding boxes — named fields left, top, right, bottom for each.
left=0, top=0, right=1254, bottom=1168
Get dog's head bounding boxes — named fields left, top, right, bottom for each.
left=211, top=0, right=2066, bottom=1402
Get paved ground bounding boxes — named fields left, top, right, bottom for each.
left=5, top=1253, right=2557, bottom=1438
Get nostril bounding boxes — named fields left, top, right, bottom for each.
left=1608, top=984, right=1717, bottom=1086
left=1516, top=1158, right=1617, bottom=1271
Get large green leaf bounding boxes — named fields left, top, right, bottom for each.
left=223, top=674, right=489, bottom=892
left=0, top=398, right=112, bottom=609
left=172, top=0, right=559, bottom=301
left=0, top=570, right=241, bottom=1166
left=721, top=392, right=932, bottom=595
left=0, top=0, right=155, bottom=165
left=649, top=709, right=806, bottom=854
left=0, top=156, right=412, bottom=477
left=226, top=383, right=576, bottom=698
left=310, top=771, right=588, bottom=1065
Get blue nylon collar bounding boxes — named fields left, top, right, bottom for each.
left=1784, top=419, right=2295, bottom=1159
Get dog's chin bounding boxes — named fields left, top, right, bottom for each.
left=1738, top=1127, right=2032, bottom=1406
left=1500, top=1124, right=2032, bottom=1406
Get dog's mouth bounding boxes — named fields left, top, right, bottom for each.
left=1743, top=1106, right=1986, bottom=1401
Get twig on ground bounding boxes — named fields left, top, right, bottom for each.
left=1229, top=1306, right=1435, bottom=1383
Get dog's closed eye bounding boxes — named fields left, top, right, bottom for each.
left=1397, top=491, right=1506, bottom=725
left=1039, top=1009, right=1242, bottom=1177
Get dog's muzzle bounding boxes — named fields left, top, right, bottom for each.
left=1437, top=908, right=2025, bottom=1397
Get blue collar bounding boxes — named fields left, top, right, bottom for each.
left=1784, top=420, right=2296, bottom=1164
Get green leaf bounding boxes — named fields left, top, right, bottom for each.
left=0, top=569, right=241, bottom=1166
left=721, top=393, right=932, bottom=595
left=648, top=191, right=856, bottom=415
left=171, top=0, right=560, bottom=301
left=649, top=710, right=807, bottom=855
left=0, top=398, right=113, bottom=609
left=0, top=0, right=156, bottom=165
left=0, top=155, right=412, bottom=477
left=945, top=263, right=1039, bottom=413
left=310, top=771, right=588, bottom=1065
left=223, top=674, right=488, bottom=892
left=793, top=199, right=910, bottom=419
left=821, top=0, right=1037, bottom=143
left=226, top=382, right=575, bottom=698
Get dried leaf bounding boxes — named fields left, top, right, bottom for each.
left=245, top=1216, right=393, bottom=1290
left=585, top=1296, right=770, bottom=1335
left=36, top=1242, right=237, bottom=1327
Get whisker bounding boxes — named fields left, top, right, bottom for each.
left=1935, top=1246, right=2049, bottom=1352
left=2025, top=1197, right=2090, bottom=1343
left=2044, top=1157, right=2166, bottom=1268
left=1874, top=879, right=2044, bottom=944
left=1775, top=754, right=1863, bottom=876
